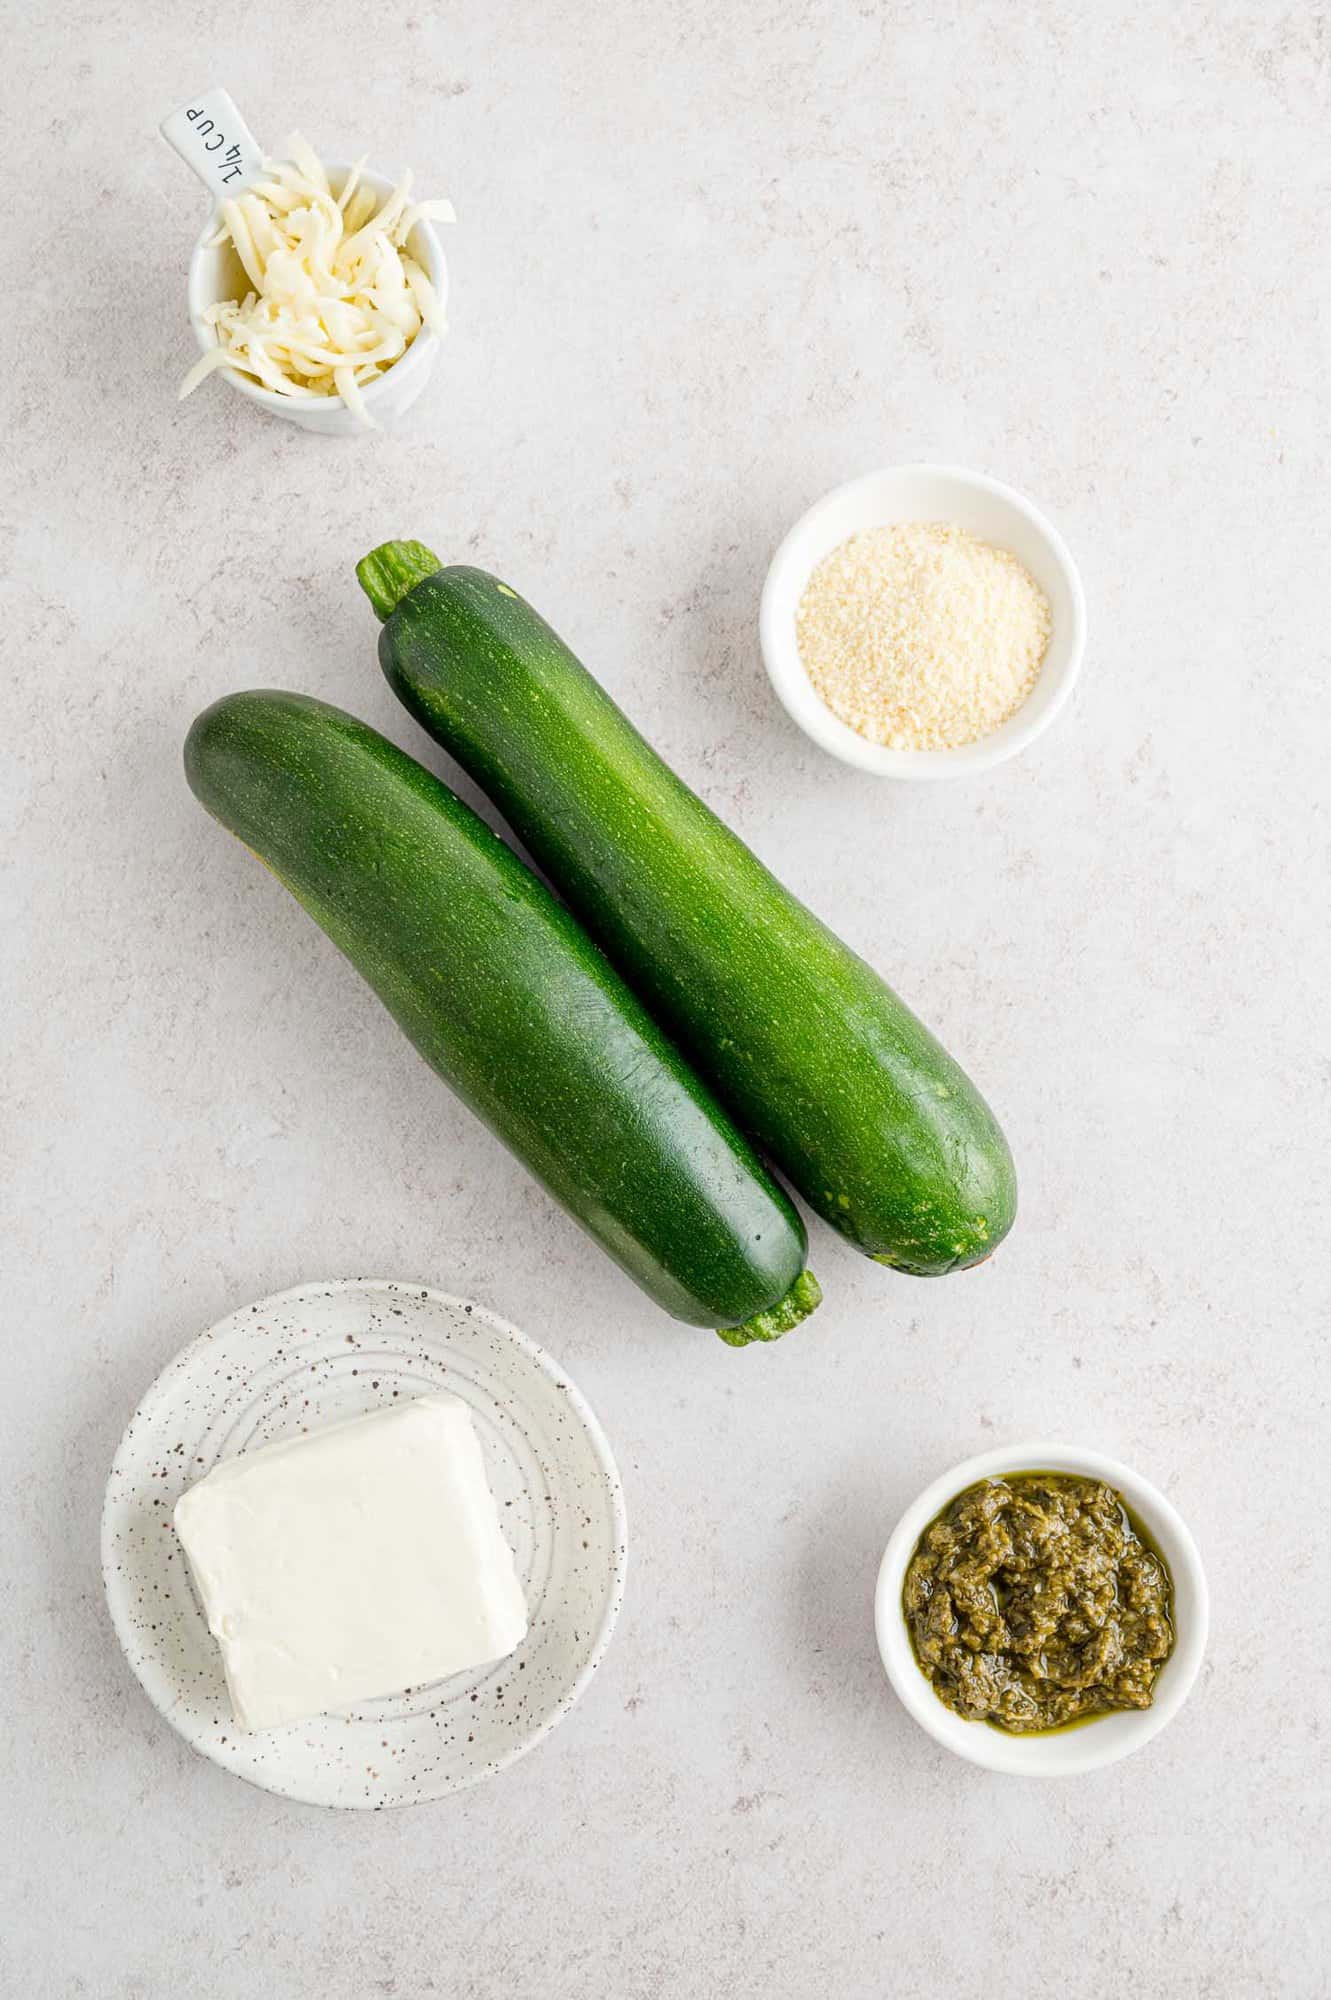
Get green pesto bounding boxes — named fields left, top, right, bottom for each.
left=184, top=690, right=817, bottom=1342
left=902, top=1472, right=1175, bottom=1734
left=359, top=544, right=1017, bottom=1276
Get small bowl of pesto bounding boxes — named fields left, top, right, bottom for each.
left=874, top=1443, right=1208, bottom=1775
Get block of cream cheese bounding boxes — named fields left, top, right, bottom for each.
left=173, top=1394, right=528, bottom=1731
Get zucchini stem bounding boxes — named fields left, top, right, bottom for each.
left=716, top=1269, right=821, bottom=1348
left=357, top=540, right=444, bottom=621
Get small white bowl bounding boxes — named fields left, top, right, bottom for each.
left=760, top=465, right=1086, bottom=777
left=874, top=1442, right=1208, bottom=1775
left=186, top=161, right=447, bottom=436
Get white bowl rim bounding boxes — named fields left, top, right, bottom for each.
left=874, top=1440, right=1209, bottom=1776
left=185, top=158, right=447, bottom=416
left=759, top=463, right=1087, bottom=779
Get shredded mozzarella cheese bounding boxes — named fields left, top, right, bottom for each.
left=180, top=136, right=454, bottom=427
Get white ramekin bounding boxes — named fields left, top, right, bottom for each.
left=186, top=161, right=447, bottom=437
left=760, top=465, right=1086, bottom=777
left=874, top=1441, right=1208, bottom=1775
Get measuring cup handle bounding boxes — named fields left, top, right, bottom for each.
left=160, top=90, right=265, bottom=201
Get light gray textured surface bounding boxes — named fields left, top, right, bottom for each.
left=5, top=2, right=1329, bottom=1994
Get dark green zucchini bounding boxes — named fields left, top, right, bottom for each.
left=184, top=691, right=818, bottom=1342
left=359, top=545, right=1016, bottom=1275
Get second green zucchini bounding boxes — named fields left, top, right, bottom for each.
left=359, top=544, right=1017, bottom=1276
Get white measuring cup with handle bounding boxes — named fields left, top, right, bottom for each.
left=160, top=89, right=449, bottom=436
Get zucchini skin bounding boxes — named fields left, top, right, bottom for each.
left=367, top=560, right=1017, bottom=1274
left=184, top=691, right=816, bottom=1334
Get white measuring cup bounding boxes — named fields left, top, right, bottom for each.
left=161, top=89, right=449, bottom=436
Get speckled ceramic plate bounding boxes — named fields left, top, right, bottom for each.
left=102, top=1279, right=627, bottom=1809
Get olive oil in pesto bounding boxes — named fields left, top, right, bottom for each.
left=901, top=1471, right=1175, bottom=1734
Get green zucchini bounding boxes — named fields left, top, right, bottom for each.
left=359, top=545, right=1017, bottom=1275
left=184, top=691, right=818, bottom=1342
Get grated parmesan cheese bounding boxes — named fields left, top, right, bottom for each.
left=180, top=136, right=454, bottom=428
left=796, top=522, right=1052, bottom=751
